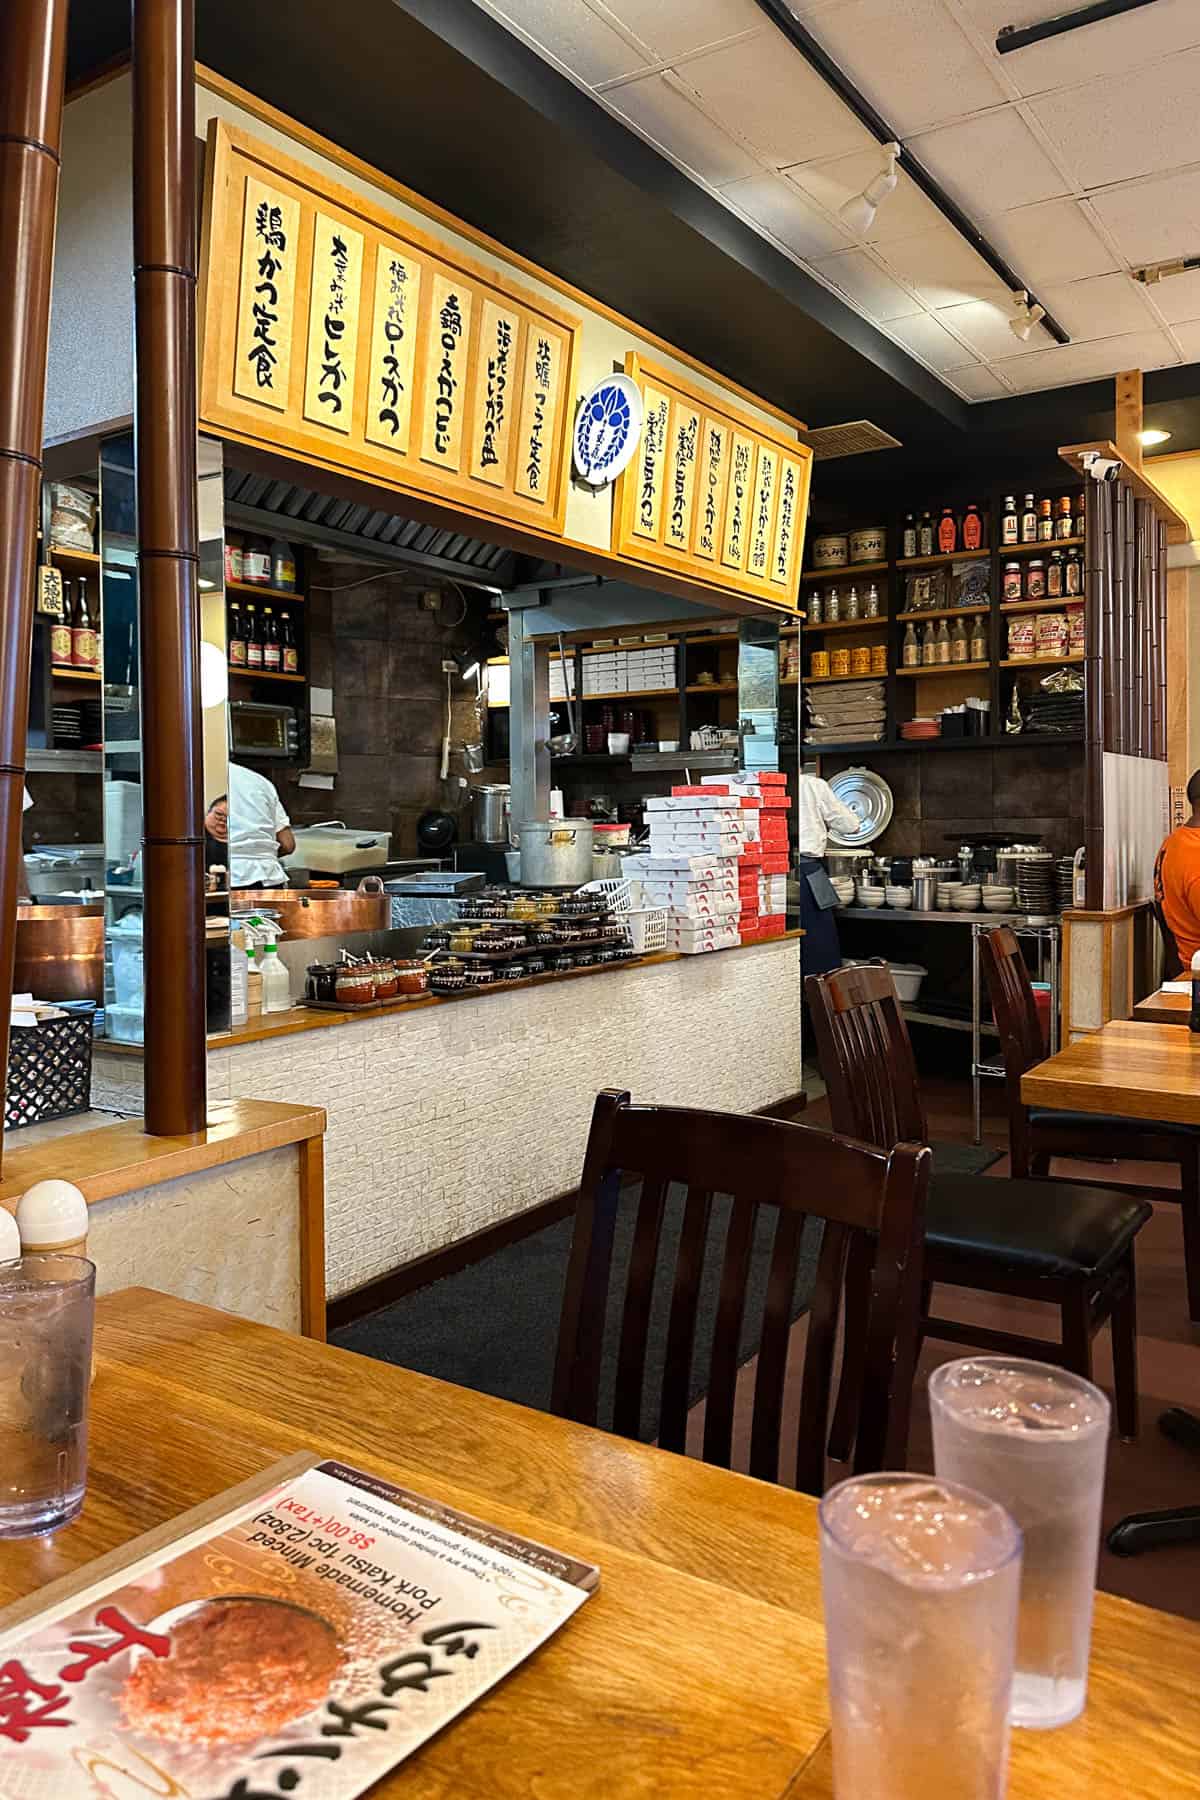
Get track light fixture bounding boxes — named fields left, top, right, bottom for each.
left=838, top=141, right=901, bottom=235
left=1008, top=289, right=1047, bottom=343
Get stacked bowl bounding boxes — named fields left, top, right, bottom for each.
left=981, top=884, right=1016, bottom=913
left=951, top=884, right=982, bottom=912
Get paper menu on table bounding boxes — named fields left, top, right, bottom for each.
left=0, top=1458, right=596, bottom=1799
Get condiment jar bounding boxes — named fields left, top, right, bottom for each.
left=863, top=583, right=881, bottom=619
left=829, top=646, right=851, bottom=677
left=335, top=966, right=375, bottom=1006
left=850, top=645, right=872, bottom=675
left=810, top=649, right=830, bottom=679
left=305, top=962, right=340, bottom=1002
left=843, top=586, right=860, bottom=621
left=1025, top=559, right=1046, bottom=600
left=430, top=959, right=466, bottom=992
left=825, top=587, right=840, bottom=623
left=807, top=591, right=822, bottom=624
left=871, top=642, right=889, bottom=674
left=450, top=925, right=480, bottom=952
left=1002, top=562, right=1022, bottom=602
left=371, top=959, right=399, bottom=1000
left=394, top=959, right=428, bottom=995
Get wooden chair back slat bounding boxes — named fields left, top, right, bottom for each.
left=806, top=963, right=927, bottom=1150
left=978, top=926, right=1047, bottom=1176
left=553, top=1089, right=929, bottom=1492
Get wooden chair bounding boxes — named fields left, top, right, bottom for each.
left=552, top=1089, right=930, bottom=1493
left=806, top=963, right=1151, bottom=1443
left=981, top=925, right=1200, bottom=1322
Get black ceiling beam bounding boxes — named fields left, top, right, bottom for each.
left=997, top=0, right=1162, bottom=55
left=751, top=0, right=1070, bottom=347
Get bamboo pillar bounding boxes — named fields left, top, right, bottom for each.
left=133, top=0, right=206, bottom=1135
left=0, top=0, right=68, bottom=1171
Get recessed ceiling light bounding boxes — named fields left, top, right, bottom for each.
left=1138, top=428, right=1171, bottom=446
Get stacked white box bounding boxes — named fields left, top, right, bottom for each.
left=581, top=646, right=677, bottom=695
left=632, top=795, right=747, bottom=952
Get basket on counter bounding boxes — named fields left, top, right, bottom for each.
left=5, top=1002, right=95, bottom=1131
left=580, top=879, right=668, bottom=954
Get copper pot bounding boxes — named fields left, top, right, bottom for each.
left=229, top=876, right=389, bottom=940
left=15, top=904, right=104, bottom=1002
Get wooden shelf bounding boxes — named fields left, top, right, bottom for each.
left=780, top=675, right=799, bottom=686
left=678, top=632, right=740, bottom=647
left=999, top=536, right=1084, bottom=555
left=1000, top=597, right=1084, bottom=614
left=685, top=682, right=738, bottom=694
left=802, top=672, right=886, bottom=686
left=48, top=546, right=100, bottom=566
left=895, top=549, right=990, bottom=569
left=51, top=666, right=101, bottom=682
left=801, top=559, right=887, bottom=582
left=581, top=686, right=680, bottom=702
left=802, top=614, right=888, bottom=634
left=1000, top=654, right=1085, bottom=668
left=228, top=666, right=306, bottom=684
left=896, top=605, right=989, bottom=622
left=895, top=660, right=990, bottom=676
left=226, top=579, right=305, bottom=603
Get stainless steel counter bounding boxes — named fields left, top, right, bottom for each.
left=837, top=906, right=1044, bottom=926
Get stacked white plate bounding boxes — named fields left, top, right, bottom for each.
left=981, top=885, right=1015, bottom=913
left=884, top=885, right=913, bottom=910
left=856, top=884, right=886, bottom=909
left=951, top=884, right=982, bottom=911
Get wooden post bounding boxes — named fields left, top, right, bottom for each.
left=133, top=0, right=207, bottom=1135
left=0, top=0, right=68, bottom=1171
left=1114, top=369, right=1144, bottom=473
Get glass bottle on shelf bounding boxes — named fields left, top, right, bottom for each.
left=228, top=598, right=246, bottom=666
left=51, top=577, right=73, bottom=667
left=969, top=615, right=988, bottom=662
left=1074, top=494, right=1086, bottom=538
left=1056, top=496, right=1074, bottom=540
left=262, top=607, right=281, bottom=672
left=826, top=586, right=840, bottom=622
left=844, top=585, right=860, bottom=620
left=935, top=618, right=951, bottom=664
left=281, top=610, right=300, bottom=675
left=921, top=621, right=937, bottom=666
left=1001, top=495, right=1018, bottom=544
left=1038, top=498, right=1054, bottom=541
left=1047, top=550, right=1064, bottom=599
left=72, top=575, right=99, bottom=671
left=1021, top=493, right=1038, bottom=543
left=937, top=506, right=957, bottom=554
left=863, top=582, right=881, bottom=619
left=950, top=617, right=968, bottom=663
left=961, top=502, right=984, bottom=550
left=918, top=511, right=935, bottom=556
left=902, top=513, right=917, bottom=558
left=808, top=589, right=822, bottom=623
left=902, top=621, right=920, bottom=667
left=245, top=604, right=262, bottom=669
left=1065, top=547, right=1083, bottom=596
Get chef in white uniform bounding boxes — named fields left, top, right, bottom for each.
left=206, top=763, right=295, bottom=889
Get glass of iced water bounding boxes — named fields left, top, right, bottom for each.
left=819, top=1472, right=1022, bottom=1800
left=929, top=1355, right=1109, bottom=1730
left=0, top=1254, right=95, bottom=1537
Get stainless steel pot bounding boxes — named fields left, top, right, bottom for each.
left=513, top=819, right=594, bottom=887
left=471, top=783, right=510, bottom=845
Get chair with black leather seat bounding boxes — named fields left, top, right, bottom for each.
left=981, top=924, right=1200, bottom=1323
left=805, top=962, right=1151, bottom=1444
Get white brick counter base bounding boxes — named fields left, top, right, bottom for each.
left=195, top=940, right=800, bottom=1299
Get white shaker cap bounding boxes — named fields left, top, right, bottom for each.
left=0, top=1208, right=19, bottom=1261
left=16, top=1179, right=89, bottom=1250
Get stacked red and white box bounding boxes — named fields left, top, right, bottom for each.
left=628, top=792, right=747, bottom=951
left=698, top=773, right=790, bottom=938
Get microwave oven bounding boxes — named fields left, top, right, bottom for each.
left=229, top=700, right=300, bottom=761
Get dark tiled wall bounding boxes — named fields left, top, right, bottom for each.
left=24, top=770, right=102, bottom=847
left=247, top=564, right=480, bottom=856
left=822, top=742, right=1085, bottom=860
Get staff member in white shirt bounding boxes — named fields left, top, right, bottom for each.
left=205, top=762, right=295, bottom=889
left=795, top=771, right=859, bottom=977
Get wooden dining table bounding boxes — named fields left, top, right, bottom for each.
left=1133, top=987, right=1189, bottom=1026
left=2, top=1288, right=1199, bottom=1797
left=1021, top=1016, right=1200, bottom=1126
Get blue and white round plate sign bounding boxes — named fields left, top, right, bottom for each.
left=573, top=374, right=644, bottom=488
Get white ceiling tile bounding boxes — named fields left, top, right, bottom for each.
left=1028, top=48, right=1200, bottom=190
left=681, top=33, right=872, bottom=167
left=802, top=0, right=1008, bottom=134
left=877, top=227, right=1010, bottom=310
left=1170, top=320, right=1200, bottom=364
left=721, top=172, right=854, bottom=260
left=1089, top=169, right=1200, bottom=267
left=957, top=0, right=1200, bottom=99
left=945, top=364, right=1014, bottom=400
left=907, top=109, right=1071, bottom=214
left=1037, top=272, right=1157, bottom=340
left=992, top=328, right=1180, bottom=394
left=479, top=0, right=651, bottom=85
left=885, top=311, right=978, bottom=373
left=810, top=248, right=924, bottom=320
left=605, top=72, right=761, bottom=186
left=592, top=0, right=764, bottom=61
left=982, top=198, right=1118, bottom=288
left=934, top=296, right=1048, bottom=361
left=1141, top=269, right=1200, bottom=328
left=786, top=156, right=944, bottom=244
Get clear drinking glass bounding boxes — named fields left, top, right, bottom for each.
left=819, top=1472, right=1022, bottom=1800
left=0, top=1253, right=96, bottom=1537
left=929, top=1356, right=1109, bottom=1730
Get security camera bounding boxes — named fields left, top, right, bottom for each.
left=1081, top=451, right=1121, bottom=482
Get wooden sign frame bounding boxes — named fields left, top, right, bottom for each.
left=199, top=121, right=581, bottom=539
left=611, top=354, right=812, bottom=611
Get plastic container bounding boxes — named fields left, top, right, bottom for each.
left=888, top=961, right=927, bottom=1002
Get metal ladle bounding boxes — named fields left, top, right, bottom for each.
left=545, top=632, right=578, bottom=756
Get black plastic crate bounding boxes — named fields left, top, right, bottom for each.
left=5, top=1004, right=95, bottom=1131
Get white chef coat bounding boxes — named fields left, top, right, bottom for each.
left=228, top=762, right=291, bottom=887
left=794, top=775, right=859, bottom=858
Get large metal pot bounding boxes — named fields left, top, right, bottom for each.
left=471, top=783, right=510, bottom=845
left=14, top=904, right=104, bottom=1001
left=513, top=819, right=594, bottom=888
left=229, top=876, right=390, bottom=940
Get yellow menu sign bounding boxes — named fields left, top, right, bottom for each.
left=612, top=355, right=810, bottom=610
left=200, top=122, right=580, bottom=535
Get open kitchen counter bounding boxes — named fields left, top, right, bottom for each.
left=92, top=933, right=802, bottom=1304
